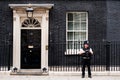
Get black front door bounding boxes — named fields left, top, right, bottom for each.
left=21, top=29, right=41, bottom=69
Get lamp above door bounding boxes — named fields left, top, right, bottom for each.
left=26, top=4, right=34, bottom=18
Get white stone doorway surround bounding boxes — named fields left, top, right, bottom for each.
left=9, top=4, right=54, bottom=74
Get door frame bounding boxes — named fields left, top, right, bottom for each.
left=9, top=4, right=54, bottom=72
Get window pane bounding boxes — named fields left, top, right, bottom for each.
left=74, top=41, right=80, bottom=49
left=74, top=13, right=81, bottom=21
left=67, top=32, right=73, bottom=40
left=80, top=32, right=86, bottom=41
left=81, top=22, right=86, bottom=30
left=74, top=22, right=80, bottom=30
left=68, top=13, right=73, bottom=21
left=81, top=13, right=86, bottom=21
left=67, top=41, right=73, bottom=49
left=74, top=32, right=80, bottom=41
left=68, top=22, right=73, bottom=30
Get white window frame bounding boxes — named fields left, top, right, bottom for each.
left=65, top=12, right=88, bottom=55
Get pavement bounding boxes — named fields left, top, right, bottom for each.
left=0, top=71, right=120, bottom=80
left=1, top=75, right=120, bottom=80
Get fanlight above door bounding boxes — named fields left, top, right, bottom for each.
left=22, top=18, right=41, bottom=27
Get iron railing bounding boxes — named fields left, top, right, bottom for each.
left=0, top=41, right=120, bottom=71
left=48, top=41, right=120, bottom=71
left=0, top=44, right=12, bottom=71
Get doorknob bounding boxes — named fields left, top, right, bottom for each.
left=30, top=50, right=32, bottom=52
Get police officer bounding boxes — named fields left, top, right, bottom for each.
left=80, top=41, right=93, bottom=78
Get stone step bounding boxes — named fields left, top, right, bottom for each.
left=10, top=70, right=48, bottom=76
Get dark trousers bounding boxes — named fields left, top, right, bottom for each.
left=82, top=59, right=91, bottom=76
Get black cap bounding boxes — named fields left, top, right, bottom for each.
left=84, top=40, right=89, bottom=45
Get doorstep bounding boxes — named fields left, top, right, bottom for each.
left=10, top=69, right=49, bottom=76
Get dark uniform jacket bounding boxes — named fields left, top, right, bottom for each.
left=80, top=47, right=93, bottom=59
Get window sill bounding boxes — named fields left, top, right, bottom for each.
left=65, top=49, right=80, bottom=55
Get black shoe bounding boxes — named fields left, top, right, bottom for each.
left=82, top=75, right=85, bottom=78
left=88, top=75, right=92, bottom=78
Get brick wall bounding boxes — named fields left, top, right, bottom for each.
left=107, top=1, right=120, bottom=41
